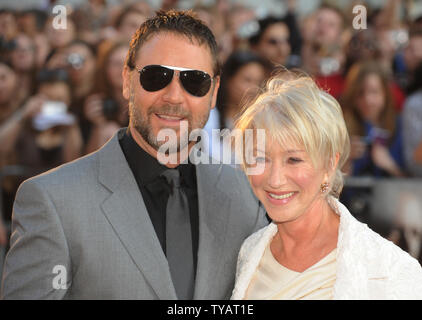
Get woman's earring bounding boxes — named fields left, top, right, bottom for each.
left=320, top=182, right=329, bottom=194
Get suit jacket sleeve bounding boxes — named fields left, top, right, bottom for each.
left=254, top=203, right=269, bottom=232
left=1, top=178, right=71, bottom=299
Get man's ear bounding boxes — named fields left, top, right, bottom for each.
left=122, top=66, right=131, bottom=100
left=210, top=76, right=220, bottom=110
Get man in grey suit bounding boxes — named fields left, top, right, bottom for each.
left=1, top=10, right=267, bottom=299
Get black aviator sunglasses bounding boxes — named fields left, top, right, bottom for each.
left=137, top=64, right=214, bottom=97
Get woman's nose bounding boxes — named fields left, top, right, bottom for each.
left=268, top=163, right=287, bottom=189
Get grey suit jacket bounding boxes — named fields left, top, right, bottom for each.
left=1, top=129, right=267, bottom=299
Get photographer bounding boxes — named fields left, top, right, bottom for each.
left=83, top=41, right=129, bottom=153
left=0, top=68, right=82, bottom=233
left=301, top=4, right=348, bottom=98
left=46, top=40, right=96, bottom=110
left=9, top=33, right=38, bottom=108
left=0, top=68, right=82, bottom=176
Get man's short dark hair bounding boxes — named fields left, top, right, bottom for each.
left=125, top=9, right=220, bottom=77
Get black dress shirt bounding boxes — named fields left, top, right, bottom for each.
left=119, top=128, right=199, bottom=271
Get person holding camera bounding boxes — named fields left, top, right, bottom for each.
left=8, top=33, right=38, bottom=108
left=83, top=41, right=129, bottom=153
left=45, top=40, right=97, bottom=124
left=301, top=4, right=348, bottom=99
left=0, top=68, right=82, bottom=245
left=0, top=68, right=82, bottom=177
left=341, top=62, right=405, bottom=178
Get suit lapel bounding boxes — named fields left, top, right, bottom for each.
left=193, top=162, right=232, bottom=299
left=98, top=131, right=177, bottom=299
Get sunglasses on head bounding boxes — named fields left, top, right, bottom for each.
left=137, top=64, right=214, bottom=97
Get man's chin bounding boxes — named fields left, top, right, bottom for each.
left=132, top=121, right=192, bottom=151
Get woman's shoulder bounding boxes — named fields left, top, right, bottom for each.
left=334, top=198, right=410, bottom=256
left=333, top=198, right=422, bottom=276
left=237, top=223, right=276, bottom=263
left=232, top=223, right=277, bottom=300
left=361, top=225, right=422, bottom=298
left=332, top=198, right=422, bottom=298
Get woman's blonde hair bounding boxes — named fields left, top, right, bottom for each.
left=235, top=70, right=350, bottom=197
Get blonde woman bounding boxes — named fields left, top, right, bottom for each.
left=231, top=73, right=422, bottom=300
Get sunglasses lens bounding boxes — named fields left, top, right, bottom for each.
left=180, top=70, right=212, bottom=97
left=139, top=65, right=173, bottom=92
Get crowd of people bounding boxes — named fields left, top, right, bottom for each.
left=0, top=1, right=422, bottom=248
left=0, top=4, right=421, bottom=300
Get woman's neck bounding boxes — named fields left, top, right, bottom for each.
left=271, top=198, right=339, bottom=271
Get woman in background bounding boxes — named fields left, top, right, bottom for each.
left=83, top=41, right=129, bottom=153
left=204, top=50, right=270, bottom=161
left=9, top=33, right=38, bottom=107
left=341, top=62, right=405, bottom=177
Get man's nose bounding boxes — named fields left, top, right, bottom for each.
left=162, top=72, right=185, bottom=104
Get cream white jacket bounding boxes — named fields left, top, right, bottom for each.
left=232, top=197, right=422, bottom=300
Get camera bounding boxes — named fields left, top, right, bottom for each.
left=32, top=100, right=75, bottom=131
left=319, top=57, right=340, bottom=76
left=41, top=100, right=67, bottom=116
left=102, top=98, right=119, bottom=121
left=0, top=36, right=16, bottom=52
left=67, top=53, right=85, bottom=70
left=237, top=20, right=260, bottom=39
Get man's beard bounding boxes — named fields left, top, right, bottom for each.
left=128, top=92, right=211, bottom=153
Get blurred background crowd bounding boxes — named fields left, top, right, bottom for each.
left=0, top=0, right=422, bottom=267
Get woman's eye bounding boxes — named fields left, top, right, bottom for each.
left=288, top=157, right=302, bottom=164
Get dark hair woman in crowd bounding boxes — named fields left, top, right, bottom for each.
left=214, top=50, right=271, bottom=130
left=203, top=50, right=271, bottom=160
left=0, top=61, right=18, bottom=127
left=341, top=61, right=405, bottom=177
left=9, top=33, right=38, bottom=106
left=83, top=41, right=129, bottom=153
left=248, top=14, right=302, bottom=69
